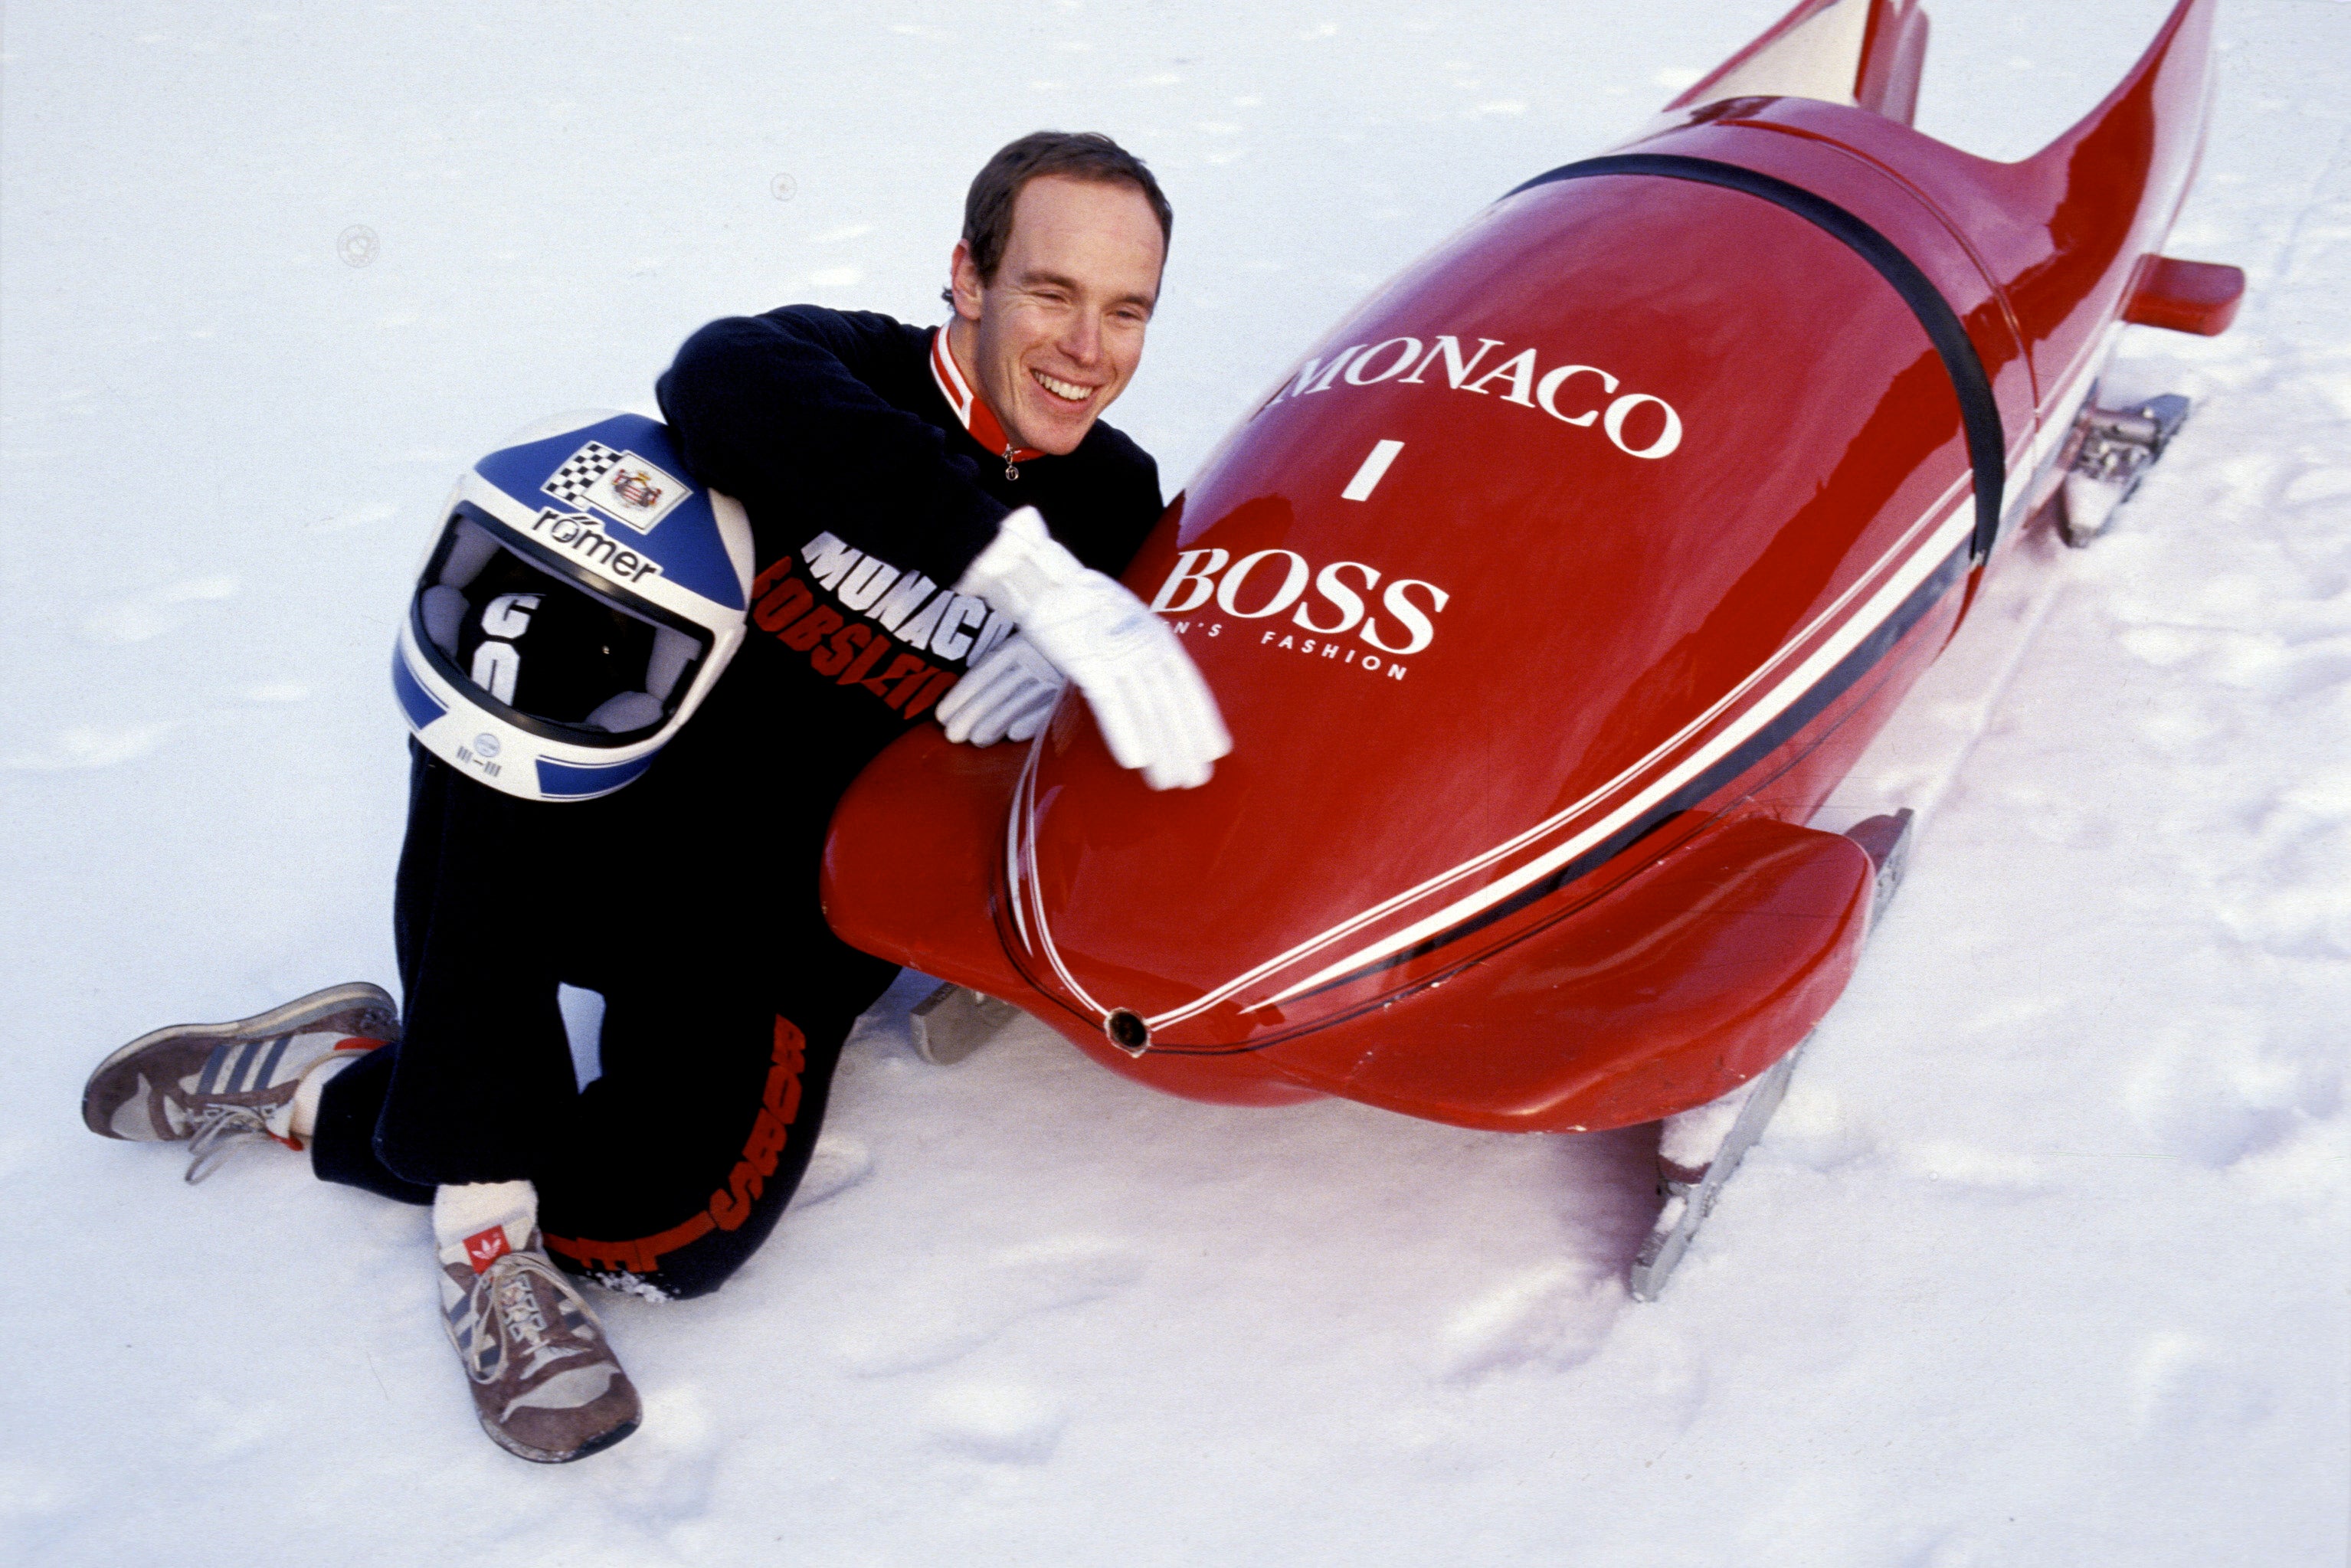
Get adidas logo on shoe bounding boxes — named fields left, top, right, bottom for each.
left=438, top=1230, right=641, bottom=1463
left=464, top=1225, right=513, bottom=1272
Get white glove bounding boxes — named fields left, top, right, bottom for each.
left=936, top=633, right=1066, bottom=747
left=954, top=507, right=1230, bottom=789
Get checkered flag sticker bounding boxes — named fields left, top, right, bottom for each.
left=543, top=441, right=624, bottom=508
left=542, top=441, right=689, bottom=535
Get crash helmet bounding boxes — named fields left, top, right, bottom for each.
left=393, top=411, right=755, bottom=801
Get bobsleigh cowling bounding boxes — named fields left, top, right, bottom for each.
left=820, top=0, right=2244, bottom=1135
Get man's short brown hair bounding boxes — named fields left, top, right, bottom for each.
left=959, top=130, right=1172, bottom=286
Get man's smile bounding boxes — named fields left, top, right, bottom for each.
left=1030, top=368, right=1094, bottom=404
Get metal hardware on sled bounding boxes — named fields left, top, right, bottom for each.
left=1624, top=807, right=1919, bottom=1300
left=909, top=984, right=1019, bottom=1066
left=1629, top=1036, right=1811, bottom=1302
left=2061, top=392, right=2192, bottom=546
left=1845, top=808, right=1917, bottom=929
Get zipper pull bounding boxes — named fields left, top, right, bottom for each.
left=1003, top=444, right=1020, bottom=482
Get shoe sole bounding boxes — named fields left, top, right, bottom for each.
left=81, top=980, right=401, bottom=1139
left=480, top=1413, right=642, bottom=1465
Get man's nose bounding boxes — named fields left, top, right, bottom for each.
left=1058, top=309, right=1103, bottom=366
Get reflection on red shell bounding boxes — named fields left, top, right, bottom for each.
left=824, top=0, right=2225, bottom=1132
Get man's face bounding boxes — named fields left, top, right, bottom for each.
left=950, top=175, right=1164, bottom=456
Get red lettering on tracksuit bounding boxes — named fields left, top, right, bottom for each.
left=708, top=1016, right=807, bottom=1232
left=750, top=556, right=957, bottom=717
left=542, top=1013, right=812, bottom=1274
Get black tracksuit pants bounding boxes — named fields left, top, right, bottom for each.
left=309, top=735, right=899, bottom=1301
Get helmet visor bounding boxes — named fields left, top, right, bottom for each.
left=412, top=503, right=712, bottom=744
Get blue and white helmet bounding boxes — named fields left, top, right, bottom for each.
left=393, top=411, right=755, bottom=801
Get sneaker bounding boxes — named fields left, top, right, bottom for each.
left=81, top=981, right=399, bottom=1180
left=440, top=1227, right=643, bottom=1463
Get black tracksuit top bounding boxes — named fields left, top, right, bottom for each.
left=653, top=305, right=1165, bottom=781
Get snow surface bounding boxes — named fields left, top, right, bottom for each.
left=4, top=2, right=2347, bottom=1563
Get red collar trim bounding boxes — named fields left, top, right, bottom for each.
left=931, top=328, right=1043, bottom=464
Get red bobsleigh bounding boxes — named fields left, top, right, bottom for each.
left=819, top=0, right=2242, bottom=1287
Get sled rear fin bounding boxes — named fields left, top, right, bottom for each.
left=1855, top=1, right=1929, bottom=124
left=1665, top=0, right=1928, bottom=124
left=2123, top=255, right=2245, bottom=336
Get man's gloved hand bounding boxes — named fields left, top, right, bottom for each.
left=949, top=506, right=1230, bottom=789
left=936, top=633, right=1066, bottom=748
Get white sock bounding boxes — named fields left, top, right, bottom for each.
left=280, top=1045, right=371, bottom=1141
left=434, top=1180, right=539, bottom=1272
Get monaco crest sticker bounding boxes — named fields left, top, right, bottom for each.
left=542, top=440, right=689, bottom=535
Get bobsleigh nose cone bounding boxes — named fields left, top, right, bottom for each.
left=1104, top=1009, right=1151, bottom=1056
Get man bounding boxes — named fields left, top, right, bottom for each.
left=79, top=132, right=1226, bottom=1463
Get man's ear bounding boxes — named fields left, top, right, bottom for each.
left=948, top=240, right=986, bottom=324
